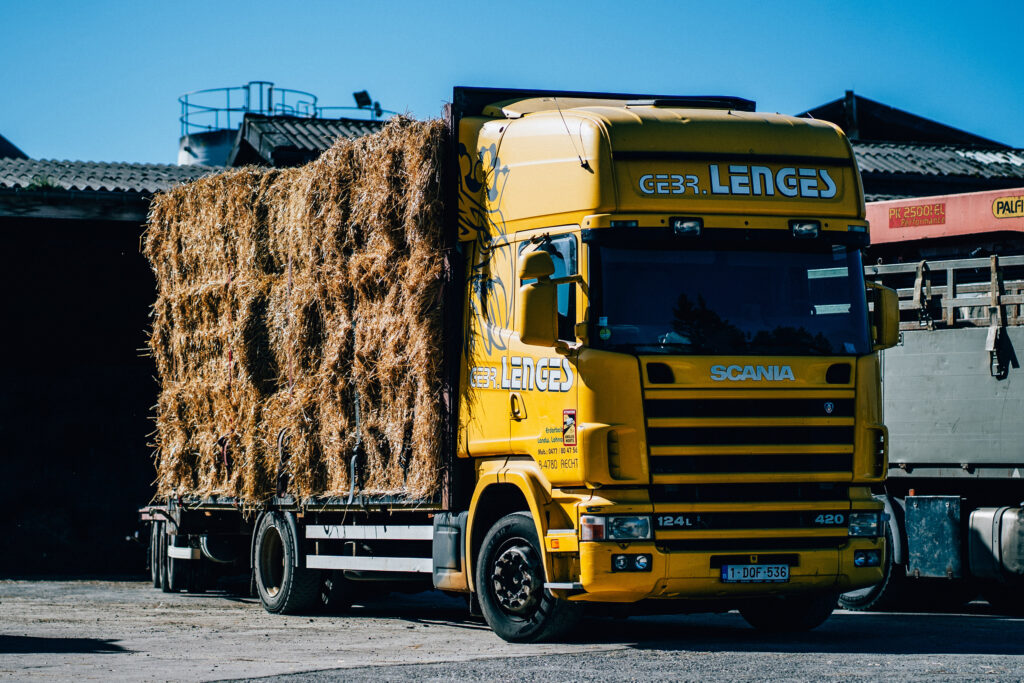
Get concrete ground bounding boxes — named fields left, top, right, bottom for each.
left=2, top=579, right=1024, bottom=681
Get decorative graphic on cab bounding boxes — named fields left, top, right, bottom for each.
left=468, top=356, right=575, bottom=392
left=562, top=410, right=577, bottom=446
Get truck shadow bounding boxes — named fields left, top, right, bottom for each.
left=604, top=610, right=1024, bottom=656
left=0, top=635, right=128, bottom=654
left=263, top=591, right=1024, bottom=654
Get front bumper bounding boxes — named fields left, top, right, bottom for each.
left=554, top=537, right=885, bottom=603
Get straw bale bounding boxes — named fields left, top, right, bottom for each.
left=144, top=117, right=448, bottom=503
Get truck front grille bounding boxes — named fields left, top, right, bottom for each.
left=651, top=482, right=850, bottom=504
left=644, top=398, right=854, bottom=419
left=650, top=452, right=852, bottom=475
left=643, top=390, right=856, bottom=479
left=643, top=389, right=855, bottom=554
left=647, top=425, right=853, bottom=447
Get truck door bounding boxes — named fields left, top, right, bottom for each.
left=463, top=237, right=514, bottom=456
left=509, top=233, right=580, bottom=466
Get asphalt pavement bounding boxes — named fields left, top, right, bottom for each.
left=2, top=579, right=1023, bottom=681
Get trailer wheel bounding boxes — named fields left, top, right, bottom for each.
left=318, top=571, right=355, bottom=613
left=158, top=525, right=177, bottom=594
left=150, top=522, right=162, bottom=589
left=475, top=512, right=580, bottom=643
left=253, top=512, right=319, bottom=614
left=163, top=533, right=190, bottom=593
left=739, top=592, right=837, bottom=632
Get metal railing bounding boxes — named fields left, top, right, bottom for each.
left=179, top=81, right=397, bottom=136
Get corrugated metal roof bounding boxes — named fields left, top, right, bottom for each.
left=853, top=142, right=1024, bottom=179
left=244, top=114, right=384, bottom=152
left=0, top=158, right=220, bottom=194
left=229, top=114, right=386, bottom=167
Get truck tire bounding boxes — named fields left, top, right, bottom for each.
left=253, top=512, right=319, bottom=614
left=163, top=533, right=190, bottom=593
left=158, top=525, right=177, bottom=594
left=739, top=592, right=837, bottom=632
left=150, top=522, right=162, bottom=589
left=475, top=512, right=580, bottom=643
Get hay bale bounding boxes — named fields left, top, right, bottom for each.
left=144, top=118, right=448, bottom=503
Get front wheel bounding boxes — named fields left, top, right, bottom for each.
left=839, top=524, right=903, bottom=611
left=739, top=592, right=837, bottom=632
left=475, top=512, right=580, bottom=643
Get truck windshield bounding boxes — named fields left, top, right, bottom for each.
left=590, top=242, right=871, bottom=356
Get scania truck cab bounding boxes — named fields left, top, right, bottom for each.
left=454, top=88, right=899, bottom=640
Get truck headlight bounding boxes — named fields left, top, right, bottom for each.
left=580, top=515, right=652, bottom=541
left=848, top=512, right=882, bottom=537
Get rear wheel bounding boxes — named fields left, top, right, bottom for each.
left=163, top=533, right=190, bottom=593
left=475, top=512, right=580, bottom=643
left=739, top=592, right=837, bottom=632
left=253, top=512, right=319, bottom=614
left=150, top=522, right=162, bottom=589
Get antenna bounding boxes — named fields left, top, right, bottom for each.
left=552, top=98, right=591, bottom=172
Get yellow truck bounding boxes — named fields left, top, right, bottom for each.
left=143, top=87, right=900, bottom=643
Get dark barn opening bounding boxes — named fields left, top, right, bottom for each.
left=0, top=159, right=215, bottom=575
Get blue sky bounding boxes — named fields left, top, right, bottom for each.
left=2, top=0, right=1021, bottom=164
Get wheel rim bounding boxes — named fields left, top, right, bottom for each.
left=259, top=526, right=285, bottom=598
left=490, top=537, right=543, bottom=617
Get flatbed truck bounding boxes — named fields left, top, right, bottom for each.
left=142, top=87, right=899, bottom=641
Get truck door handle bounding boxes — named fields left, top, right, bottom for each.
left=510, top=392, right=526, bottom=420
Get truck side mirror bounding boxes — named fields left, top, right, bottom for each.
left=867, top=282, right=900, bottom=351
left=516, top=251, right=559, bottom=348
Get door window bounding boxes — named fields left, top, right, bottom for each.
left=519, top=234, right=578, bottom=342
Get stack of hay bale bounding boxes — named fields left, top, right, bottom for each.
left=144, top=118, right=448, bottom=503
